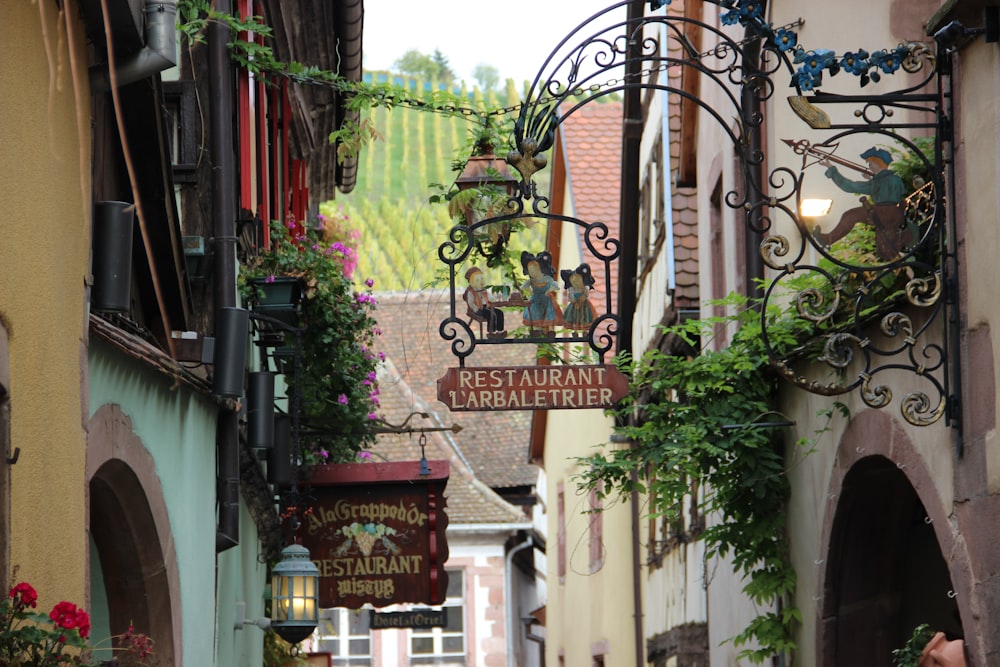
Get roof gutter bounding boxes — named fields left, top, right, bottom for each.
left=446, top=522, right=535, bottom=534
left=90, top=0, right=178, bottom=93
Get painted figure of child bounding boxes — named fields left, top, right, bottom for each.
left=464, top=266, right=506, bottom=339
left=520, top=251, right=562, bottom=338
left=560, top=263, right=597, bottom=331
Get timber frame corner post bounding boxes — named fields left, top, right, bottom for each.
left=437, top=0, right=961, bottom=443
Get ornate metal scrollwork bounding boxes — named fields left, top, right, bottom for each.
left=438, top=1, right=959, bottom=434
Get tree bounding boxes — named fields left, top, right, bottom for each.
left=430, top=49, right=455, bottom=85
left=472, top=64, right=500, bottom=92
left=392, top=49, right=456, bottom=84
left=393, top=49, right=442, bottom=81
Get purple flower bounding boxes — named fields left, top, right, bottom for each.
left=365, top=278, right=375, bottom=288
left=338, top=394, right=349, bottom=405
left=265, top=275, right=276, bottom=284
left=319, top=449, right=329, bottom=460
left=367, top=371, right=377, bottom=381
left=378, top=352, right=386, bottom=362
left=357, top=450, right=372, bottom=462
left=367, top=412, right=379, bottom=421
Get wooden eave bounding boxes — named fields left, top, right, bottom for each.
left=261, top=0, right=364, bottom=198
left=117, top=77, right=195, bottom=338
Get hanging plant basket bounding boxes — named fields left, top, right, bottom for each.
left=248, top=276, right=303, bottom=327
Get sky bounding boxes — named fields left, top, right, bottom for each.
left=362, top=1, right=630, bottom=87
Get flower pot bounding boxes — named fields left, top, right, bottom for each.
left=249, top=276, right=303, bottom=327
left=91, top=201, right=135, bottom=312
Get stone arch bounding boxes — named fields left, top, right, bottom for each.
left=816, top=408, right=973, bottom=666
left=87, top=404, right=180, bottom=666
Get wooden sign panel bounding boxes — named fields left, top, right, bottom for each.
left=301, top=461, right=450, bottom=609
left=436, top=364, right=630, bottom=411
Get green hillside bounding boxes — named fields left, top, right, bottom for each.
left=327, top=74, right=549, bottom=292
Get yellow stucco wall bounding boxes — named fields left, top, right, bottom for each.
left=0, top=0, right=91, bottom=607
left=544, top=407, right=639, bottom=667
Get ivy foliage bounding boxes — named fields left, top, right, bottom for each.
left=580, top=291, right=845, bottom=664
left=891, top=623, right=935, bottom=667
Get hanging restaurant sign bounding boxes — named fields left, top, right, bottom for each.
left=300, top=461, right=450, bottom=609
left=436, top=364, right=630, bottom=411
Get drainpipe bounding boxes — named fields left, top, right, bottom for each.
left=211, top=0, right=241, bottom=553
left=505, top=536, right=534, bottom=667
left=619, top=2, right=646, bottom=666
left=90, top=0, right=178, bottom=92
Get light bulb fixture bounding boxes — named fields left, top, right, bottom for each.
left=270, top=544, right=320, bottom=644
left=800, top=198, right=833, bottom=218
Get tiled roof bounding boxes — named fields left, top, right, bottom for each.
left=666, top=0, right=700, bottom=310
left=558, top=102, right=624, bottom=320
left=371, top=290, right=540, bottom=493
left=371, top=352, right=526, bottom=526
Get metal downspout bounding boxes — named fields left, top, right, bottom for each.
left=619, top=2, right=646, bottom=666
left=505, top=536, right=534, bottom=667
left=90, top=0, right=178, bottom=92
left=212, top=0, right=240, bottom=553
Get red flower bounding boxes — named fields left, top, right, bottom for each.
left=49, top=600, right=91, bottom=637
left=8, top=582, right=38, bottom=609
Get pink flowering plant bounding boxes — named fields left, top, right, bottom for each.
left=1, top=579, right=153, bottom=666
left=239, top=209, right=381, bottom=463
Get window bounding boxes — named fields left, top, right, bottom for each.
left=314, top=608, right=372, bottom=665
left=161, top=81, right=197, bottom=183
left=410, top=569, right=466, bottom=665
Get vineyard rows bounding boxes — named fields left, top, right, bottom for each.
left=329, top=74, right=547, bottom=292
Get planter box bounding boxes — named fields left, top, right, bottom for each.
left=248, top=276, right=303, bottom=327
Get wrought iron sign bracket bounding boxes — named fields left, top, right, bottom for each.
left=435, top=0, right=964, bottom=445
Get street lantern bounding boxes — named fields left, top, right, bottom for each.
left=270, top=543, right=320, bottom=644
left=453, top=139, right=519, bottom=258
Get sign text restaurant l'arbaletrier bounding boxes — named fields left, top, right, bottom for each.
left=436, top=363, right=629, bottom=411
left=300, top=461, right=450, bottom=609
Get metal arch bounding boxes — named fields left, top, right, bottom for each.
left=510, top=5, right=792, bottom=161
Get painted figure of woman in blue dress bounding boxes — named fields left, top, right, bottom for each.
left=520, top=251, right=562, bottom=338
left=560, top=263, right=597, bottom=331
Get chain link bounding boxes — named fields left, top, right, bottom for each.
left=288, top=18, right=804, bottom=121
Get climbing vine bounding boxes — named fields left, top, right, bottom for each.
left=579, top=287, right=849, bottom=664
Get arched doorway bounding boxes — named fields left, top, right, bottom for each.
left=821, top=455, right=961, bottom=665
left=88, top=405, right=179, bottom=666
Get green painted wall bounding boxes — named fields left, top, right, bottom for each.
left=89, top=339, right=264, bottom=665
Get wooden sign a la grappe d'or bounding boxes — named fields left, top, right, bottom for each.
left=300, top=461, right=450, bottom=609
left=437, top=364, right=630, bottom=411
